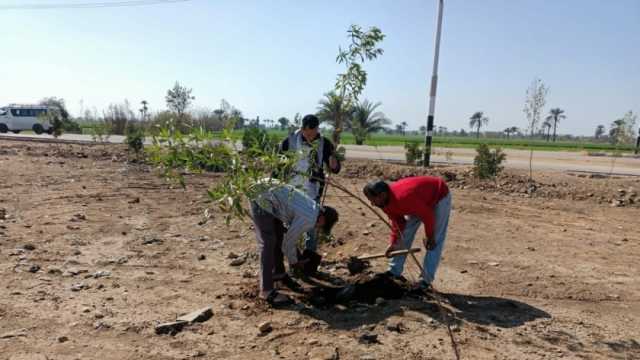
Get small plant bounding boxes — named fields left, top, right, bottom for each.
left=90, top=122, right=111, bottom=144
left=445, top=150, right=454, bottom=164
left=241, top=126, right=279, bottom=155
left=404, top=142, right=423, bottom=166
left=473, top=143, right=506, bottom=179
left=125, top=122, right=145, bottom=158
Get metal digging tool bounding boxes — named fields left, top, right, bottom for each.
left=347, top=248, right=421, bottom=275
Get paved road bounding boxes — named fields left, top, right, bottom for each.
left=342, top=145, right=640, bottom=176
left=2, top=133, right=639, bottom=176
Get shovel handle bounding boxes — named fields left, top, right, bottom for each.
left=358, top=248, right=421, bottom=261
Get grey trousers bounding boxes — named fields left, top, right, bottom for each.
left=251, top=202, right=285, bottom=293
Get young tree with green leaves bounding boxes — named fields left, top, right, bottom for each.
left=523, top=78, right=549, bottom=180
left=165, top=81, right=195, bottom=124
left=330, top=24, right=385, bottom=145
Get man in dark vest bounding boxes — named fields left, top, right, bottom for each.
left=278, top=114, right=340, bottom=273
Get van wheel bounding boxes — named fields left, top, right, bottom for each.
left=11, top=130, right=20, bottom=134
left=0, top=123, right=7, bottom=133
left=33, top=124, right=44, bottom=135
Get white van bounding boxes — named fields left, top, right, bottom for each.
left=0, top=104, right=53, bottom=134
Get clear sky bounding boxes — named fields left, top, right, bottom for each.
left=1, top=0, right=638, bottom=135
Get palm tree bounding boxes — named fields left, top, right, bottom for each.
left=419, top=125, right=427, bottom=134
left=469, top=111, right=489, bottom=138
left=349, top=100, right=390, bottom=145
left=400, top=121, right=408, bottom=136
left=542, top=119, right=552, bottom=141
left=545, top=108, right=566, bottom=142
left=140, top=100, right=149, bottom=121
left=594, top=125, right=606, bottom=140
left=504, top=126, right=519, bottom=139
left=317, top=91, right=352, bottom=145
left=277, top=117, right=290, bottom=130
left=395, top=124, right=403, bottom=134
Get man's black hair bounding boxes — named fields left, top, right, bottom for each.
left=363, top=179, right=390, bottom=197
left=302, top=114, right=320, bottom=129
left=320, top=206, right=339, bottom=234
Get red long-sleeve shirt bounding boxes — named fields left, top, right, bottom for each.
left=382, top=176, right=449, bottom=245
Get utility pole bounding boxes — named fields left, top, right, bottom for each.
left=635, top=127, right=640, bottom=155
left=423, top=0, right=444, bottom=167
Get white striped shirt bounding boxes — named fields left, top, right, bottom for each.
left=254, top=181, right=319, bottom=264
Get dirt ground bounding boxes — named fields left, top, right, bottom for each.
left=1, top=140, right=639, bottom=360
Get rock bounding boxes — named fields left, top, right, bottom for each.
left=360, top=355, right=376, bottom=360
left=526, top=247, right=536, bottom=251
left=9, top=249, right=25, bottom=256
left=95, top=313, right=105, bottom=319
left=92, top=270, right=111, bottom=278
left=82, top=307, right=91, bottom=313
left=72, top=249, right=82, bottom=256
left=460, top=269, right=468, bottom=274
left=258, top=321, right=272, bottom=334
left=177, top=306, right=213, bottom=323
left=0, top=208, right=6, bottom=220
left=197, top=254, right=206, bottom=261
left=22, top=244, right=36, bottom=251
left=28, top=264, right=41, bottom=273
left=229, top=257, right=246, bottom=266
left=487, top=262, right=500, bottom=267
left=358, top=332, right=379, bottom=344
left=48, top=267, right=63, bottom=275
left=57, top=336, right=69, bottom=343
left=242, top=270, right=255, bottom=278
left=309, top=347, right=339, bottom=360
left=385, top=320, right=404, bottom=333
left=70, top=283, right=90, bottom=292
left=142, top=237, right=162, bottom=245
left=128, top=197, right=140, bottom=204
left=155, top=320, right=187, bottom=335
left=0, top=329, right=27, bottom=339
left=362, top=231, right=371, bottom=236
left=307, top=339, right=320, bottom=345
left=227, top=252, right=240, bottom=259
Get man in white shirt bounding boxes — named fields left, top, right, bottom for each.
left=251, top=181, right=339, bottom=307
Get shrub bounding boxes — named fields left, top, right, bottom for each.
left=473, top=143, right=506, bottom=179
left=125, top=122, right=145, bottom=156
left=242, top=126, right=279, bottom=155
left=404, top=142, right=423, bottom=166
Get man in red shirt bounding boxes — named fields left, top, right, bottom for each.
left=363, top=176, right=452, bottom=288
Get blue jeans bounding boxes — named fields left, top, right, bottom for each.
left=388, top=193, right=451, bottom=284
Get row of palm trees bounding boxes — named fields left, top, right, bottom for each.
left=316, top=91, right=391, bottom=145
left=469, top=108, right=566, bottom=141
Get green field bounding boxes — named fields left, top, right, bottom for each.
left=210, top=129, right=636, bottom=153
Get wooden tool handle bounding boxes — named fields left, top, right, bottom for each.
left=358, top=248, right=421, bottom=260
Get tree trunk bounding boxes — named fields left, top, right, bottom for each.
left=552, top=120, right=557, bottom=142
left=332, top=114, right=341, bottom=145
left=476, top=126, right=480, bottom=139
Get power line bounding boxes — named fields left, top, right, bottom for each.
left=0, top=0, right=191, bottom=10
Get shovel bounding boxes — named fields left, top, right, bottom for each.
left=358, top=248, right=421, bottom=260
left=347, top=248, right=421, bottom=275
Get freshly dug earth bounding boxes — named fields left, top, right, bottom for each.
left=1, top=140, right=639, bottom=360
